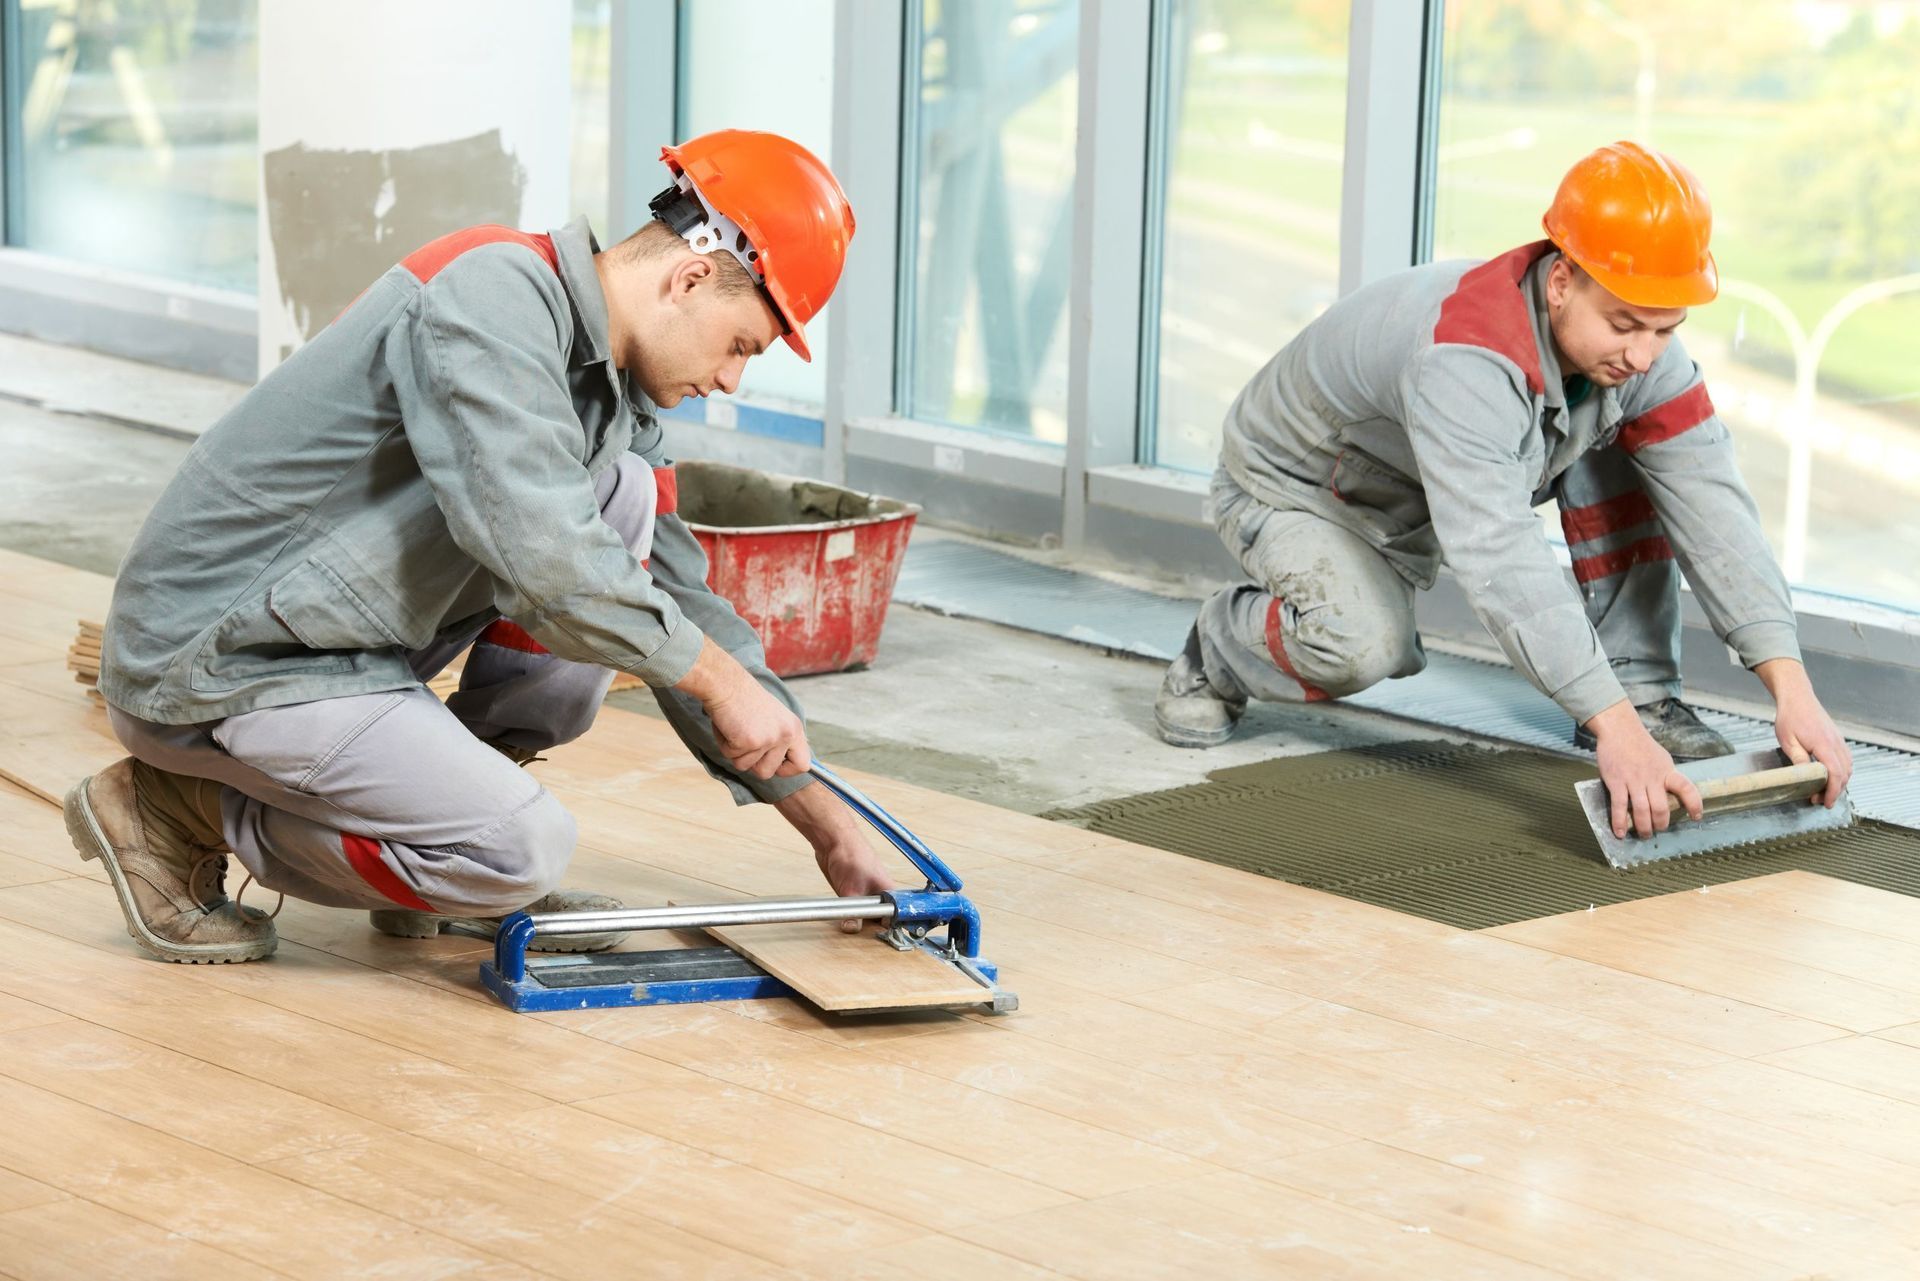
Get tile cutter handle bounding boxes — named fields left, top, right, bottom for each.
left=808, top=762, right=964, bottom=893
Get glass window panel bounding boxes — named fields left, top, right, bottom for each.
left=1144, top=0, right=1349, bottom=473
left=1432, top=1, right=1920, bottom=612
left=6, top=0, right=257, bottom=293
left=678, top=0, right=834, bottom=409
left=570, top=0, right=610, bottom=235
left=902, top=0, right=1079, bottom=441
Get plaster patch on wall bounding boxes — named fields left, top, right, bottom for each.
left=263, top=129, right=528, bottom=342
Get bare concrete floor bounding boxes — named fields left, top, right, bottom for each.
left=0, top=375, right=1449, bottom=815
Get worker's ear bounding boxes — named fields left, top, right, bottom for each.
left=666, top=252, right=716, bottom=303
left=1546, top=256, right=1578, bottom=311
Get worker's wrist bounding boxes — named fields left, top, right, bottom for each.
left=672, top=636, right=748, bottom=706
left=1582, top=699, right=1644, bottom=744
left=1754, top=657, right=1811, bottom=703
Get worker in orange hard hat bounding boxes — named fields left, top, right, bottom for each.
left=1161, top=141, right=1852, bottom=845
left=72, top=129, right=894, bottom=965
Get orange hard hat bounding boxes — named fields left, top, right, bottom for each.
left=656, top=129, right=855, bottom=362
left=1541, top=141, right=1717, bottom=309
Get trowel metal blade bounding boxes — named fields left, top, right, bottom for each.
left=1575, top=747, right=1858, bottom=869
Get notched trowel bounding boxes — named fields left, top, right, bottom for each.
left=1576, top=747, right=1856, bottom=869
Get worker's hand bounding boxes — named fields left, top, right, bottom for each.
left=774, top=783, right=899, bottom=932
left=1757, top=659, right=1852, bottom=806
left=1586, top=700, right=1703, bottom=839
left=676, top=639, right=811, bottom=779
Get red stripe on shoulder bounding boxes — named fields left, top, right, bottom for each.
left=1617, top=383, right=1714, bottom=453
left=401, top=225, right=559, bottom=284
left=1432, top=241, right=1555, bottom=396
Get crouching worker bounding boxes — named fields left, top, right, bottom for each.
left=1156, top=142, right=1851, bottom=840
left=65, top=130, right=898, bottom=963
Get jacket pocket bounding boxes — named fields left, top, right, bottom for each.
left=268, top=557, right=408, bottom=651
left=1329, top=450, right=1428, bottom=532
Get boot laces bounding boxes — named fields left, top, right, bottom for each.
left=187, top=850, right=284, bottom=920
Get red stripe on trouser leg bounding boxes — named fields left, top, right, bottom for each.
left=1559, top=490, right=1657, bottom=546
left=1572, top=534, right=1674, bottom=583
left=1264, top=598, right=1331, bottom=702
left=341, top=833, right=436, bottom=912
left=478, top=619, right=549, bottom=654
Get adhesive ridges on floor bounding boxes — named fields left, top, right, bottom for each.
left=1044, top=741, right=1920, bottom=930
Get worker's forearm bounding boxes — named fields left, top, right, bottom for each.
left=671, top=636, right=752, bottom=706
left=773, top=780, right=858, bottom=849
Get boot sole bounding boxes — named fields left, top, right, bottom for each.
left=64, top=777, right=277, bottom=965
left=1154, top=713, right=1236, bottom=749
left=368, top=909, right=621, bottom=953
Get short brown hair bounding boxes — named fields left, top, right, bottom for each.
left=617, top=220, right=760, bottom=298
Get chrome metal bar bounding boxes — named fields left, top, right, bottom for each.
left=526, top=896, right=894, bottom=937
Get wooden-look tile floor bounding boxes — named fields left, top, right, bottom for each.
left=1, top=547, right=1916, bottom=1279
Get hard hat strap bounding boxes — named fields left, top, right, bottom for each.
left=649, top=172, right=767, bottom=288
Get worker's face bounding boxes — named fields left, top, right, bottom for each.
left=631, top=253, right=785, bottom=409
left=1546, top=258, right=1687, bottom=388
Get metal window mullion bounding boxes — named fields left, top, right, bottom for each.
left=1, top=0, right=24, bottom=246
left=609, top=0, right=679, bottom=239
left=1063, top=0, right=1153, bottom=552
left=1336, top=0, right=1432, bottom=295
left=824, top=0, right=906, bottom=486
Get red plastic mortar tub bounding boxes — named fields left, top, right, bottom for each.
left=675, top=460, right=921, bottom=677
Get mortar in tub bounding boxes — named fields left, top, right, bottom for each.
left=674, top=460, right=921, bottom=676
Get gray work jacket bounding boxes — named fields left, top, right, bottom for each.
left=100, top=218, right=803, bottom=803
left=1220, top=241, right=1799, bottom=722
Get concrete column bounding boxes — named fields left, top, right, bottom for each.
left=256, top=2, right=571, bottom=374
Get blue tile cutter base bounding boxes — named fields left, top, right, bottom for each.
left=480, top=764, right=1016, bottom=1015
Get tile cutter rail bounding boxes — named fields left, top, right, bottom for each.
left=480, top=763, right=1016, bottom=1015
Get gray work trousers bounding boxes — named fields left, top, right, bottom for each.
left=1194, top=447, right=1684, bottom=709
left=106, top=455, right=660, bottom=916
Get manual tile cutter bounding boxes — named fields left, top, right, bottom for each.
left=480, top=764, right=1016, bottom=1015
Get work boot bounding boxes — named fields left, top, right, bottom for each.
left=1573, top=697, right=1735, bottom=762
left=1154, top=633, right=1246, bottom=748
left=63, top=757, right=277, bottom=964
left=370, top=889, right=628, bottom=953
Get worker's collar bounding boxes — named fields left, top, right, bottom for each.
left=550, top=217, right=611, bottom=370
left=1524, top=251, right=1576, bottom=410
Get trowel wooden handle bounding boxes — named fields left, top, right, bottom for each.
left=1669, top=762, right=1829, bottom=818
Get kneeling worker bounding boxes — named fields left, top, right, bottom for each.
left=1157, top=142, right=1852, bottom=841
left=67, top=129, right=898, bottom=963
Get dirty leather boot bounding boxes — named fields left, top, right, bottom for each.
left=64, top=757, right=278, bottom=963
left=1573, top=697, right=1735, bottom=762
left=370, top=889, right=629, bottom=953
left=1154, top=629, right=1246, bottom=748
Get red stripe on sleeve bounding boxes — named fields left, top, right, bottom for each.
left=477, top=620, right=550, bottom=655
left=341, top=833, right=436, bottom=912
left=401, top=226, right=559, bottom=284
left=1617, top=383, right=1714, bottom=453
left=1264, top=598, right=1331, bottom=702
left=1559, top=490, right=1658, bottom=547
left=1572, top=535, right=1675, bottom=583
